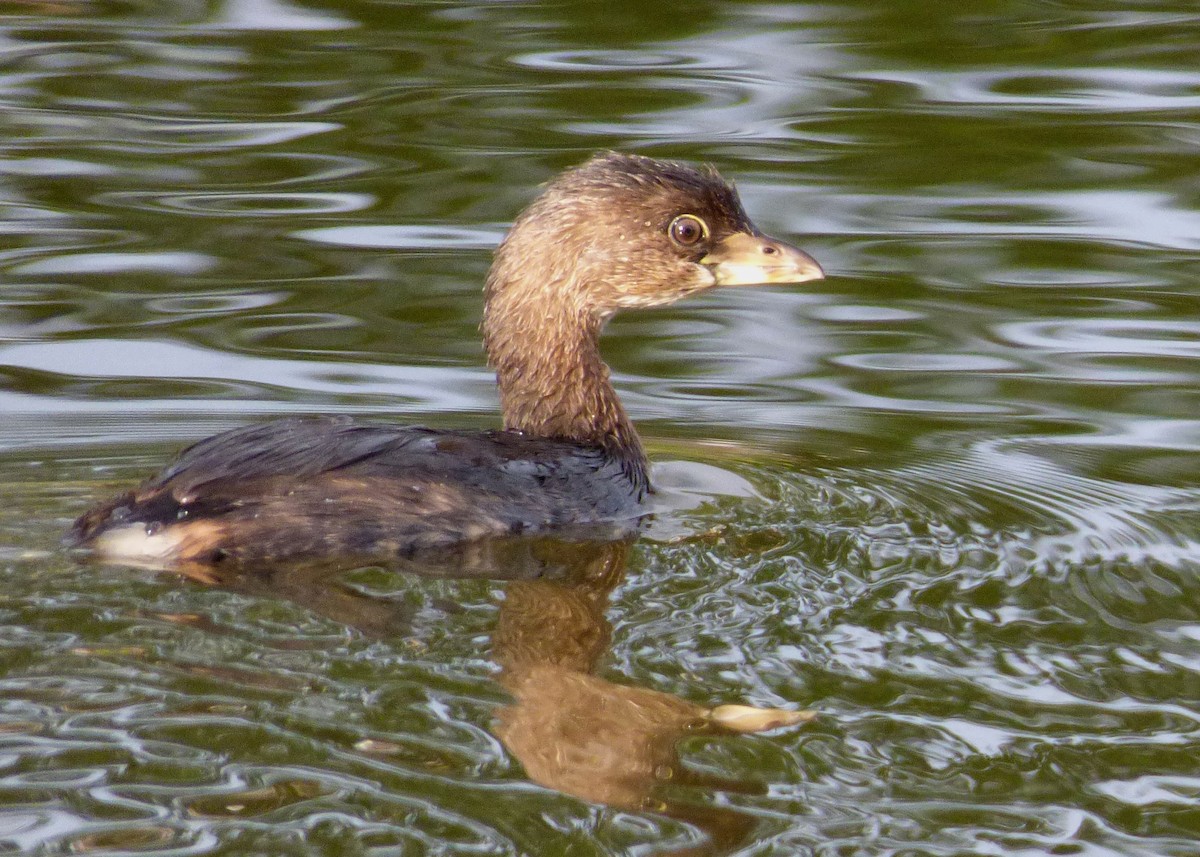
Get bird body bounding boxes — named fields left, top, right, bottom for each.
left=73, top=418, right=640, bottom=568
left=72, top=153, right=823, bottom=568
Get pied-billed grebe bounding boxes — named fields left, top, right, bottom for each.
left=72, top=153, right=823, bottom=568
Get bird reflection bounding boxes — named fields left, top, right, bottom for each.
left=491, top=539, right=812, bottom=834
left=153, top=537, right=813, bottom=854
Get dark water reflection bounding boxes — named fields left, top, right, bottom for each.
left=2, top=0, right=1200, bottom=854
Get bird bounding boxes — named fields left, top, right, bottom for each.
left=70, top=153, right=824, bottom=569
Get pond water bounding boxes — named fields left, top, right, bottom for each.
left=2, top=1, right=1198, bottom=854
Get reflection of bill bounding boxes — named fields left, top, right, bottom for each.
left=492, top=539, right=814, bottom=851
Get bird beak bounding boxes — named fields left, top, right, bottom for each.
left=701, top=231, right=825, bottom=286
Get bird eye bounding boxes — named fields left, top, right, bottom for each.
left=668, top=214, right=708, bottom=246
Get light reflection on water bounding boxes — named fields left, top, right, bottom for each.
left=1, top=0, right=1199, bottom=855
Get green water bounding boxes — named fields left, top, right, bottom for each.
left=2, top=1, right=1198, bottom=854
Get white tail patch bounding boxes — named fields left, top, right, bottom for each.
left=91, top=524, right=185, bottom=570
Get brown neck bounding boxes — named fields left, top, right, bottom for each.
left=482, top=293, right=648, bottom=493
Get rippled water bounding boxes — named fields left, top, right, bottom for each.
left=2, top=1, right=1199, bottom=855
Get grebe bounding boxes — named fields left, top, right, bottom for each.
left=72, top=153, right=823, bottom=568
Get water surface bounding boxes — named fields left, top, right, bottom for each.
left=1, top=1, right=1198, bottom=855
